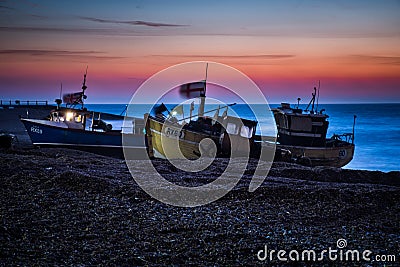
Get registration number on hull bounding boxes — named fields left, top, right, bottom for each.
left=30, top=126, right=43, bottom=134
left=339, top=149, right=347, bottom=158
left=164, top=127, right=184, bottom=139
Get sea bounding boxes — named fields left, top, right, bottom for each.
left=85, top=103, right=400, bottom=172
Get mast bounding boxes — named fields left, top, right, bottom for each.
left=311, top=87, right=316, bottom=113
left=81, top=66, right=88, bottom=110
left=60, top=82, right=62, bottom=100
left=198, top=63, right=208, bottom=117
left=305, top=86, right=317, bottom=113
left=204, top=62, right=208, bottom=96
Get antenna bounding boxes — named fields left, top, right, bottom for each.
left=316, top=80, right=320, bottom=113
left=59, top=82, right=62, bottom=100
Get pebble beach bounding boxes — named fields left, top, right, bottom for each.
left=1, top=106, right=399, bottom=265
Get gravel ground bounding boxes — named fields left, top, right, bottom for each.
left=0, top=147, right=399, bottom=266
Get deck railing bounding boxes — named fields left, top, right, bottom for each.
left=0, top=100, right=49, bottom=106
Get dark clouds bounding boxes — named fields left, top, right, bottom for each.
left=0, top=5, right=14, bottom=10
left=0, top=49, right=124, bottom=60
left=79, top=16, right=188, bottom=27
left=151, top=54, right=295, bottom=59
left=351, top=55, right=400, bottom=65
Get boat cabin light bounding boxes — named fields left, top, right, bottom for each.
left=66, top=112, right=74, bottom=122
left=74, top=114, right=83, bottom=123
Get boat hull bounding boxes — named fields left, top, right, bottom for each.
left=21, top=118, right=146, bottom=158
left=147, top=115, right=258, bottom=159
left=278, top=143, right=355, bottom=168
left=147, top=116, right=219, bottom=159
left=147, top=116, right=354, bottom=167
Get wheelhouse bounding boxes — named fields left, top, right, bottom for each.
left=50, top=109, right=89, bottom=130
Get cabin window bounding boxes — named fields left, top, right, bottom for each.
left=275, top=114, right=288, bottom=129
left=226, top=122, right=239, bottom=135
left=53, top=112, right=64, bottom=122
left=291, top=116, right=312, bottom=131
left=240, top=126, right=252, bottom=138
left=51, top=112, right=58, bottom=122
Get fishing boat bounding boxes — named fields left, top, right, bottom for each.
left=145, top=78, right=259, bottom=159
left=20, top=70, right=146, bottom=158
left=271, top=85, right=356, bottom=167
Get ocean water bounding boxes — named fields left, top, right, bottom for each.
left=85, top=103, right=400, bottom=172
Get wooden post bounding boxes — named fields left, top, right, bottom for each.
left=352, top=115, right=357, bottom=144
left=144, top=113, right=154, bottom=159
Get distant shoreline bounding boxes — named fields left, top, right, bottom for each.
left=2, top=100, right=400, bottom=106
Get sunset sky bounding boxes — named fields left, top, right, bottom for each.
left=0, top=0, right=399, bottom=103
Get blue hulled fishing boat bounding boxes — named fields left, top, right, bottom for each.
left=21, top=70, right=146, bottom=158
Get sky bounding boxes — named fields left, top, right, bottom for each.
left=0, top=0, right=399, bottom=104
